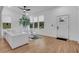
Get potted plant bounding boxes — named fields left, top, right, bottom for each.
left=19, top=15, right=30, bottom=32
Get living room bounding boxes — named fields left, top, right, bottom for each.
left=0, top=6, right=79, bottom=53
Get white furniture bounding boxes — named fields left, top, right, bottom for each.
left=4, top=28, right=30, bottom=49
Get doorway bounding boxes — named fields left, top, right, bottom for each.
left=56, top=15, right=69, bottom=40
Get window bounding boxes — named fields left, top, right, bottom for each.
left=30, top=23, right=33, bottom=28
left=34, top=22, right=38, bottom=28
left=30, top=16, right=33, bottom=23
left=29, top=15, right=44, bottom=29
left=34, top=17, right=38, bottom=28
left=34, top=17, right=38, bottom=22
left=38, top=15, right=44, bottom=22
left=30, top=16, right=34, bottom=28
left=38, top=15, right=44, bottom=29
left=39, top=22, right=44, bottom=29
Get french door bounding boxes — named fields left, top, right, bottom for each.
left=57, top=15, right=69, bottom=39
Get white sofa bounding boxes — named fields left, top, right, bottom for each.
left=4, top=28, right=30, bottom=49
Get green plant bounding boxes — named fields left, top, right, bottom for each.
left=19, top=15, right=30, bottom=27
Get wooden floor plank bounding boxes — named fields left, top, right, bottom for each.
left=0, top=36, right=79, bottom=53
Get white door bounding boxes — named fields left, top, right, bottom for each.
left=57, top=15, right=69, bottom=39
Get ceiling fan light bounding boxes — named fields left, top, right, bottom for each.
left=26, top=13, right=28, bottom=15
left=23, top=10, right=26, bottom=11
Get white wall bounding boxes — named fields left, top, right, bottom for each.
left=31, top=8, right=57, bottom=37
left=0, top=6, right=3, bottom=38
left=31, top=6, right=79, bottom=41
left=2, top=7, right=22, bottom=29
left=1, top=6, right=79, bottom=41
left=1, top=7, right=22, bottom=36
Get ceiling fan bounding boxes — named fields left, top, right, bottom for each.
left=18, top=6, right=31, bottom=11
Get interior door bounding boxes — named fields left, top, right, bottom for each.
left=57, top=15, right=69, bottom=39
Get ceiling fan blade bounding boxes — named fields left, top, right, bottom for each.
left=25, top=9, right=30, bottom=11
left=18, top=7, right=24, bottom=10
left=18, top=6, right=31, bottom=11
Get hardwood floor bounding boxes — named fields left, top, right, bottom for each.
left=0, top=36, right=79, bottom=53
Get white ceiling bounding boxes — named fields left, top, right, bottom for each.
left=20, top=6, right=55, bottom=14
left=5, top=6, right=57, bottom=14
